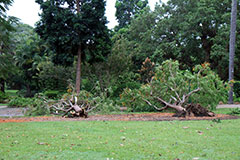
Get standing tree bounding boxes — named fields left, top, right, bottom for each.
left=228, top=0, right=237, bottom=104
left=115, top=0, right=148, bottom=29
left=13, top=24, right=45, bottom=97
left=35, top=0, right=110, bottom=94
left=0, top=0, right=18, bottom=92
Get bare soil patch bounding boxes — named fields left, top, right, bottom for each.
left=0, top=113, right=239, bottom=123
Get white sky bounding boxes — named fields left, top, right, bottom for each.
left=7, top=0, right=167, bottom=29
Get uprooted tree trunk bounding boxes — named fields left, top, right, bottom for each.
left=45, top=96, right=96, bottom=118
left=173, top=103, right=215, bottom=117
left=143, top=82, right=215, bottom=117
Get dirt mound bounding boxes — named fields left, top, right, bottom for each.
left=0, top=113, right=239, bottom=123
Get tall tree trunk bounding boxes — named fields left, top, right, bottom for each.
left=0, top=78, right=5, bottom=93
left=26, top=84, right=32, bottom=97
left=201, top=35, right=212, bottom=63
left=75, top=45, right=82, bottom=94
left=75, top=0, right=82, bottom=94
left=228, top=0, right=237, bottom=104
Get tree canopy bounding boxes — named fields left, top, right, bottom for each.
left=115, top=0, right=148, bottom=29
left=35, top=0, right=111, bottom=93
left=113, top=0, right=240, bottom=81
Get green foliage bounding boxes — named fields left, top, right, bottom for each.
left=43, top=90, right=60, bottom=99
left=121, top=60, right=228, bottom=112
left=0, top=1, right=18, bottom=92
left=138, top=57, right=155, bottom=83
left=0, top=91, right=8, bottom=103
left=10, top=23, right=47, bottom=96
left=37, top=60, right=75, bottom=91
left=234, top=81, right=240, bottom=98
left=113, top=0, right=240, bottom=81
left=0, top=53, right=16, bottom=81
left=8, top=95, right=50, bottom=115
left=229, top=108, right=240, bottom=115
left=35, top=0, right=111, bottom=65
left=8, top=97, right=36, bottom=108
left=120, top=87, right=155, bottom=112
left=113, top=7, right=157, bottom=68
left=82, top=51, right=139, bottom=98
left=25, top=98, right=50, bottom=116
left=78, top=86, right=120, bottom=113
left=115, top=0, right=148, bottom=29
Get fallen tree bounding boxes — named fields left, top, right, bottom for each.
left=47, top=96, right=96, bottom=118
left=121, top=59, right=228, bottom=117
left=41, top=89, right=98, bottom=118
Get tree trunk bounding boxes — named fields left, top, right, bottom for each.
left=201, top=35, right=212, bottom=63
left=228, top=0, right=237, bottom=104
left=75, top=45, right=82, bottom=94
left=26, top=84, right=32, bottom=97
left=0, top=79, right=5, bottom=93
left=75, top=0, right=82, bottom=94
left=173, top=104, right=215, bottom=117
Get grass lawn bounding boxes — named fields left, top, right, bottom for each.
left=214, top=108, right=239, bottom=115
left=0, top=120, right=239, bottom=160
left=5, top=90, right=18, bottom=97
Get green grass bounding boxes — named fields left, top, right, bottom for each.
left=0, top=120, right=239, bottom=160
left=215, top=108, right=240, bottom=115
left=5, top=90, right=18, bottom=97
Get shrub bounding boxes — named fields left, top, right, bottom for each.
left=25, top=97, right=50, bottom=116
left=43, top=90, right=60, bottom=99
left=37, top=61, right=75, bottom=91
left=8, top=97, right=35, bottom=108
left=234, top=82, right=240, bottom=98
left=120, top=87, right=156, bottom=112
left=77, top=89, right=120, bottom=114
left=0, top=91, right=9, bottom=103
left=229, top=108, right=240, bottom=115
left=82, top=52, right=138, bottom=98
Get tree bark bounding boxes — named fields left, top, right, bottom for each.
left=75, top=0, right=82, bottom=94
left=0, top=79, right=5, bottom=93
left=75, top=45, right=82, bottom=94
left=228, top=0, right=237, bottom=104
left=26, top=84, right=32, bottom=97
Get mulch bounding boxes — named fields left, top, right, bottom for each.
left=0, top=113, right=239, bottom=123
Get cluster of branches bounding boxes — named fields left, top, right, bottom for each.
left=43, top=95, right=97, bottom=118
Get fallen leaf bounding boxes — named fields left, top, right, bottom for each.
left=120, top=144, right=124, bottom=147
left=197, top=131, right=203, bottom=135
left=121, top=136, right=126, bottom=141
left=182, top=126, right=189, bottom=129
left=192, top=157, right=200, bottom=160
left=37, top=142, right=49, bottom=145
left=12, top=140, right=19, bottom=144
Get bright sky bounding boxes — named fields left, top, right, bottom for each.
left=7, top=0, right=167, bottom=29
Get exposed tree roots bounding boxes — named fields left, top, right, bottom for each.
left=46, top=96, right=96, bottom=118
left=173, top=103, right=215, bottom=117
